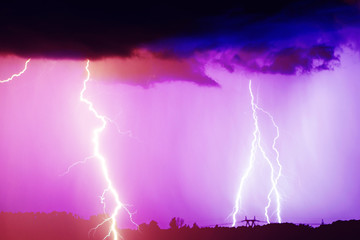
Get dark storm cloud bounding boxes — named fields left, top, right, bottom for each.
left=145, top=1, right=359, bottom=76
left=227, top=44, right=340, bottom=75
left=264, top=45, right=340, bottom=74
left=0, top=0, right=359, bottom=80
left=0, top=0, right=290, bottom=59
left=147, top=1, right=360, bottom=54
left=0, top=1, right=356, bottom=58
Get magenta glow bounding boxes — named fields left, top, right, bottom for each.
left=1, top=45, right=360, bottom=229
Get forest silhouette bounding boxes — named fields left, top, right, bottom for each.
left=1, top=212, right=359, bottom=240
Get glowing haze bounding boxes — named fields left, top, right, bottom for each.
left=1, top=0, right=360, bottom=231
left=1, top=47, right=360, bottom=228
left=0, top=59, right=30, bottom=83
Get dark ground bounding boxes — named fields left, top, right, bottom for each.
left=1, top=212, right=359, bottom=240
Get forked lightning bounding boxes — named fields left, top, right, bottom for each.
left=232, top=80, right=282, bottom=226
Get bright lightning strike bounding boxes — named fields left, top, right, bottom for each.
left=257, top=106, right=282, bottom=224
left=80, top=60, right=137, bottom=240
left=0, top=59, right=31, bottom=83
left=231, top=80, right=282, bottom=226
left=231, top=80, right=259, bottom=227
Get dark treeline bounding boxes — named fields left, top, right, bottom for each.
left=1, top=212, right=359, bottom=240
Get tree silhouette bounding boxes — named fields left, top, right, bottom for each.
left=1, top=212, right=359, bottom=240
left=139, top=223, right=149, bottom=232
left=192, top=222, right=199, bottom=229
left=169, top=217, right=184, bottom=230
left=139, top=220, right=160, bottom=232
left=149, top=220, right=160, bottom=231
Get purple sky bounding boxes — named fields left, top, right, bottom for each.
left=1, top=45, right=360, bottom=228
left=1, top=1, right=360, bottom=230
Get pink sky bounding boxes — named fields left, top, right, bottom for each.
left=1, top=48, right=360, bottom=228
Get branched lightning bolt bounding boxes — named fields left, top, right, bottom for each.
left=231, top=80, right=259, bottom=227
left=60, top=118, right=138, bottom=177
left=257, top=106, right=282, bottom=223
left=0, top=59, right=31, bottom=83
left=231, top=80, right=282, bottom=226
left=80, top=60, right=137, bottom=240
left=59, top=156, right=96, bottom=177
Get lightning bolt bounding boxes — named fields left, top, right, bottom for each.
left=231, top=80, right=282, bottom=226
left=58, top=156, right=95, bottom=177
left=231, top=80, right=259, bottom=227
left=0, top=59, right=31, bottom=83
left=80, top=60, right=137, bottom=240
left=257, top=106, right=282, bottom=224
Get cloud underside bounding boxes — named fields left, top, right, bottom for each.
left=215, top=45, right=340, bottom=75
left=0, top=0, right=359, bottom=85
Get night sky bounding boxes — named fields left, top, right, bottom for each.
left=1, top=0, right=360, bottom=229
